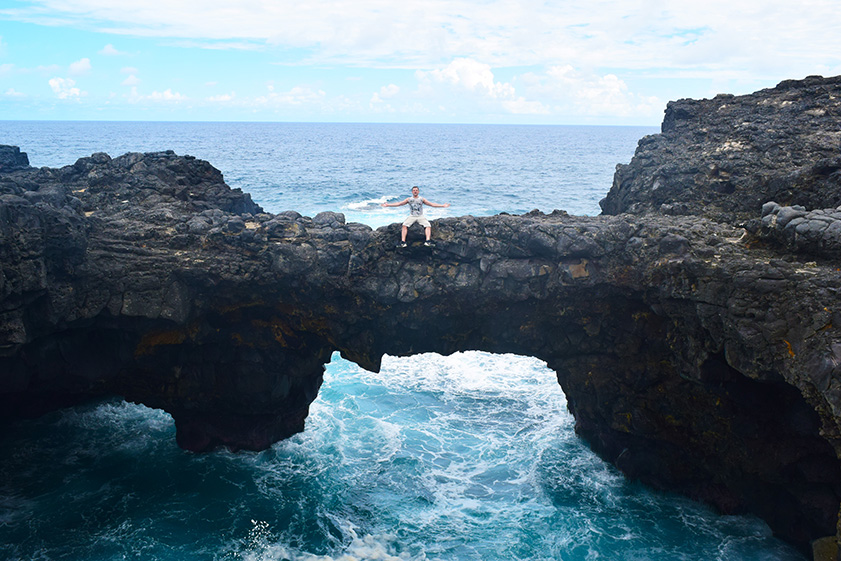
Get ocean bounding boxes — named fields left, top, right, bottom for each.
left=0, top=121, right=807, bottom=560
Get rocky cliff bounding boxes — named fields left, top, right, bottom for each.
left=600, top=74, right=841, bottom=224
left=3, top=75, right=841, bottom=552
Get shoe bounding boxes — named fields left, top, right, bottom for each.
left=424, top=240, right=435, bottom=247
left=397, top=242, right=407, bottom=248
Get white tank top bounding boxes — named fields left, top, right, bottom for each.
left=407, top=196, right=424, bottom=216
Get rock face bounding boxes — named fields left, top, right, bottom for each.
left=601, top=75, right=841, bottom=224
left=3, top=75, right=841, bottom=551
left=0, top=145, right=29, bottom=172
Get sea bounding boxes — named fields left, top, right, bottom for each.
left=0, top=121, right=807, bottom=561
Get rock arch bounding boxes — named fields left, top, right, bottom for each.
left=1, top=169, right=839, bottom=547
left=5, top=75, right=841, bottom=551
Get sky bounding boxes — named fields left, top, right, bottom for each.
left=0, top=0, right=840, bottom=125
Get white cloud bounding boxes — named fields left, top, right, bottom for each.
left=123, top=86, right=187, bottom=103
left=371, top=84, right=399, bottom=104
left=69, top=57, right=91, bottom=75
left=48, top=77, right=82, bottom=98
left=5, top=88, right=26, bottom=97
left=147, top=89, right=187, bottom=101
left=207, top=92, right=235, bottom=102
left=4, top=0, right=841, bottom=79
left=501, top=98, right=550, bottom=115
left=418, top=59, right=515, bottom=99
left=410, top=58, right=557, bottom=117
left=99, top=43, right=126, bottom=55
left=521, top=65, right=663, bottom=118
left=5, top=0, right=841, bottom=122
left=416, top=58, right=518, bottom=102
left=410, top=58, right=661, bottom=118
left=379, top=84, right=399, bottom=98
left=369, top=99, right=396, bottom=112
left=256, top=84, right=326, bottom=106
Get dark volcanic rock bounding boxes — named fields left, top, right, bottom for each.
left=0, top=146, right=29, bottom=172
left=753, top=201, right=841, bottom=258
left=601, top=75, right=841, bottom=223
left=3, top=75, right=841, bottom=551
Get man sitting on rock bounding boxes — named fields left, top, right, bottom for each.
left=381, top=186, right=450, bottom=247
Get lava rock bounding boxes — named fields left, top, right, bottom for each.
left=3, top=75, right=841, bottom=550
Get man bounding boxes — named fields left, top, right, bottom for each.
left=381, top=186, right=450, bottom=247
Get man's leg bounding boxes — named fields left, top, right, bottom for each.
left=401, top=225, right=408, bottom=242
left=424, top=226, right=431, bottom=241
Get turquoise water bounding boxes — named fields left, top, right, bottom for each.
left=0, top=353, right=804, bottom=560
left=0, top=122, right=807, bottom=560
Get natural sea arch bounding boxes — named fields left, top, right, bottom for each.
left=2, top=152, right=840, bottom=550
left=4, top=208, right=841, bottom=551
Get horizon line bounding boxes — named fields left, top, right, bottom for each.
left=0, top=118, right=661, bottom=128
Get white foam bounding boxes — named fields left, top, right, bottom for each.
left=341, top=195, right=453, bottom=229
left=237, top=520, right=421, bottom=561
left=56, top=399, right=173, bottom=430
left=345, top=196, right=389, bottom=211
left=295, top=351, right=577, bottom=556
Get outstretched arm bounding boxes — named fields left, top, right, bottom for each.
left=381, top=198, right=409, bottom=207
left=422, top=198, right=450, bottom=208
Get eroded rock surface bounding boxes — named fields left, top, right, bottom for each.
left=754, top=201, right=841, bottom=258
left=601, top=74, right=841, bottom=224
left=3, top=74, right=841, bottom=550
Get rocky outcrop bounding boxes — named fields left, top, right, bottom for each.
left=0, top=145, right=29, bottom=172
left=600, top=75, right=841, bottom=224
left=3, top=75, right=841, bottom=552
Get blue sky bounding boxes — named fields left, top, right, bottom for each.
left=1, top=0, right=840, bottom=124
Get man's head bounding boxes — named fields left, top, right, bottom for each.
left=411, top=186, right=419, bottom=196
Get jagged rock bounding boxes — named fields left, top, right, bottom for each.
left=3, top=75, right=841, bottom=551
left=0, top=146, right=29, bottom=172
left=601, top=75, right=841, bottom=223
